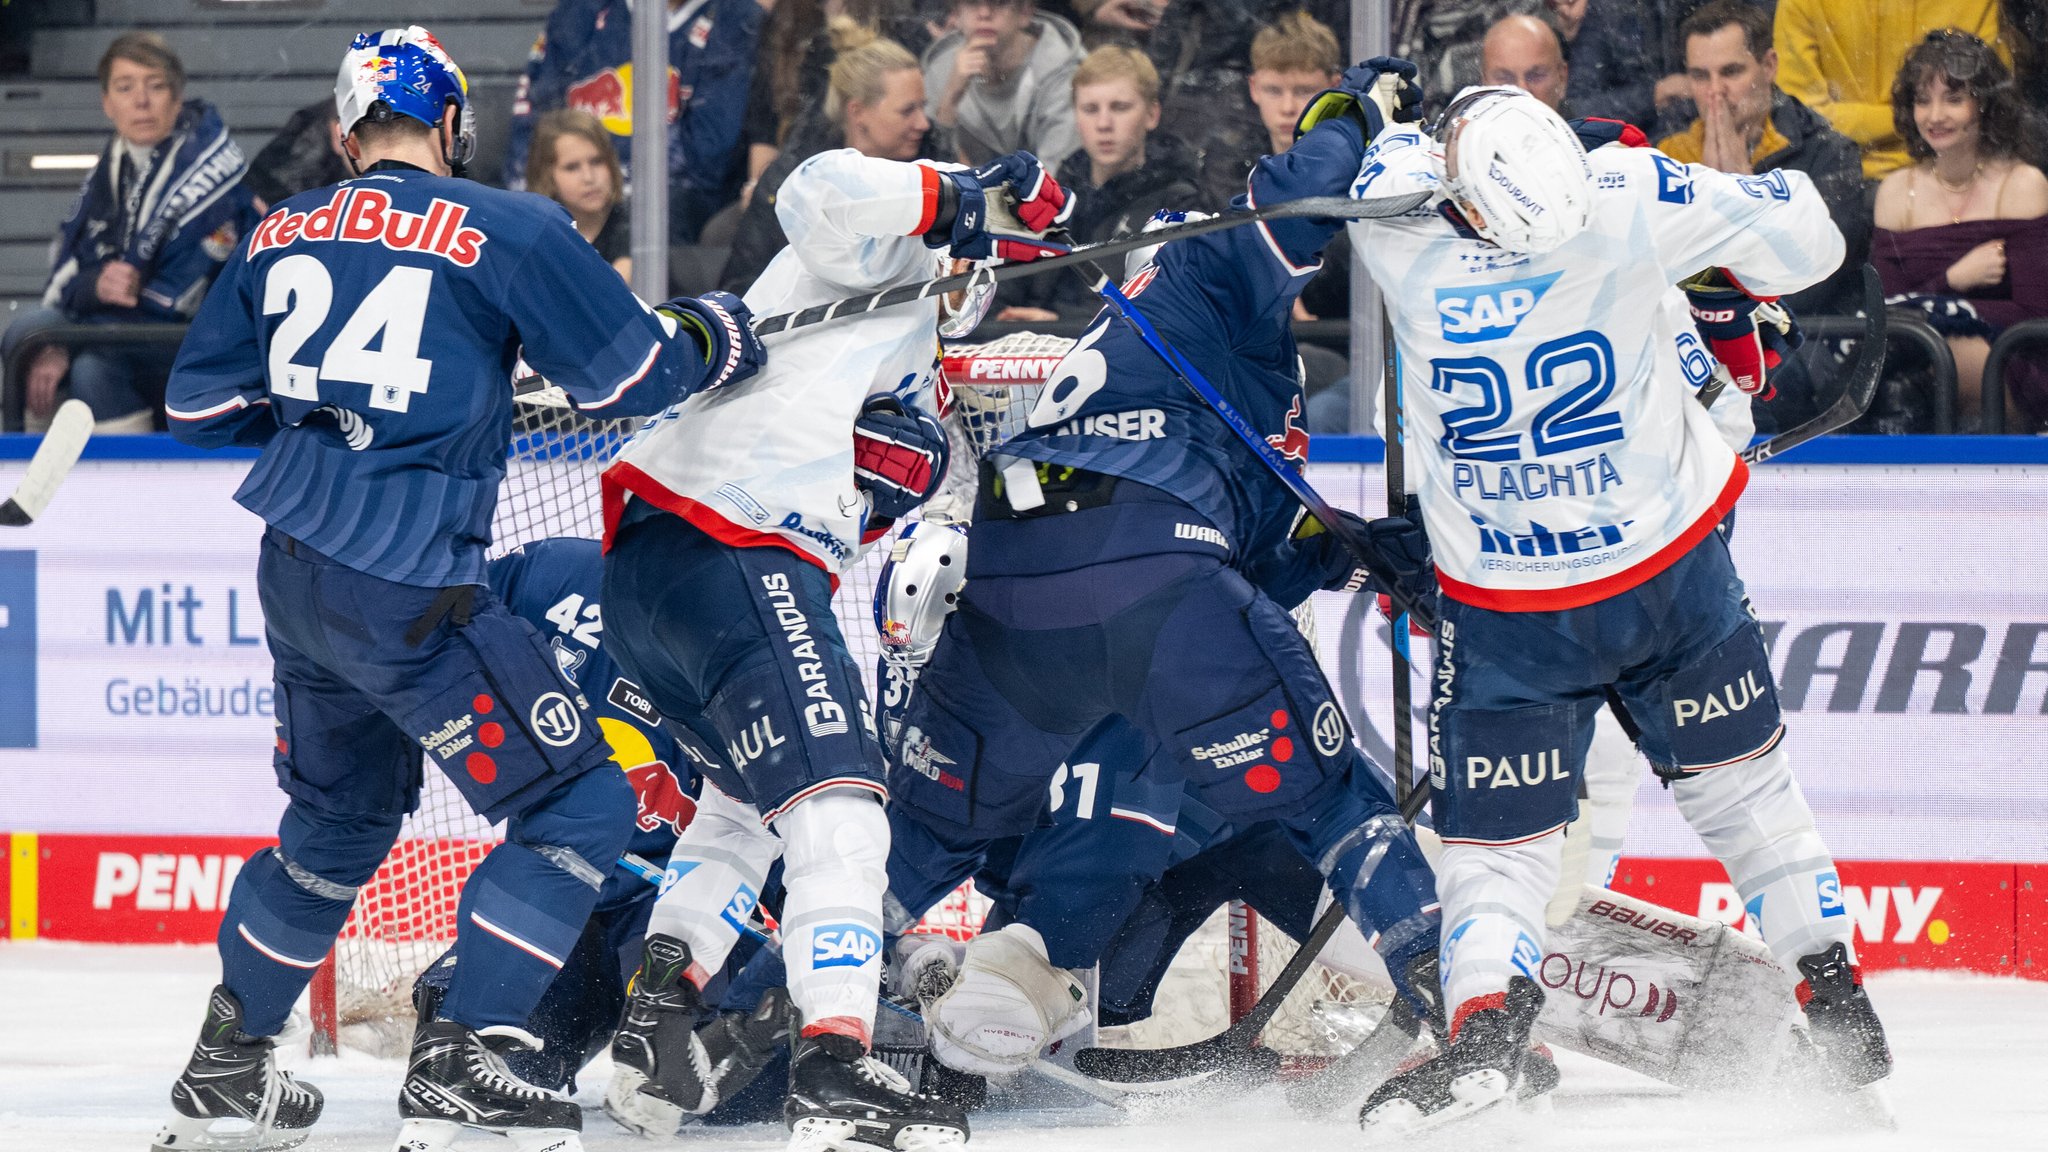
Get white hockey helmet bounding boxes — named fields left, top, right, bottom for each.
left=1125, top=209, right=1215, bottom=280
left=873, top=520, right=970, bottom=666
left=1433, top=86, right=1592, bottom=254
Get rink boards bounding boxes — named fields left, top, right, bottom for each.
left=0, top=438, right=2043, bottom=976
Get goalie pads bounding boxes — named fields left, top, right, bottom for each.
left=926, top=924, right=1092, bottom=1076
left=1533, top=886, right=1801, bottom=1090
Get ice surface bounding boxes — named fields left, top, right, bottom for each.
left=4, top=941, right=2041, bottom=1152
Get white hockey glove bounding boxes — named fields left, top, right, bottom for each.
left=926, top=923, right=1091, bottom=1076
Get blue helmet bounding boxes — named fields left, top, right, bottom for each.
left=334, top=26, right=475, bottom=171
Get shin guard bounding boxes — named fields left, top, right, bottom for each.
left=777, top=791, right=890, bottom=1042
left=646, top=784, right=781, bottom=981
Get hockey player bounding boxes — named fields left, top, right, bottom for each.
left=596, top=146, right=1070, bottom=1150
left=155, top=26, right=764, bottom=1152
left=1318, top=88, right=1892, bottom=1132
left=873, top=60, right=1449, bottom=1080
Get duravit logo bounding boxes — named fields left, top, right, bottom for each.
left=0, top=550, right=34, bottom=747
left=1435, top=270, right=1563, bottom=344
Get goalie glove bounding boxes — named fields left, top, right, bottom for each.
left=1681, top=269, right=1800, bottom=401
left=1295, top=56, right=1421, bottom=142
left=923, top=152, right=1072, bottom=263
left=853, top=396, right=950, bottom=543
left=655, top=290, right=766, bottom=395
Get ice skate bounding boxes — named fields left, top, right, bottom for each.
left=1359, top=976, right=1543, bottom=1138
left=1786, top=942, right=1895, bottom=1125
left=153, top=986, right=323, bottom=1152
left=700, top=986, right=795, bottom=1106
left=605, top=933, right=715, bottom=1137
left=785, top=1031, right=969, bottom=1151
left=393, top=1020, right=582, bottom=1152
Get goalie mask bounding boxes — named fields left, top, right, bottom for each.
left=873, top=520, right=969, bottom=666
left=1433, top=86, right=1591, bottom=254
left=936, top=253, right=997, bottom=340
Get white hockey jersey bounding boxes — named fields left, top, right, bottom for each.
left=602, top=150, right=950, bottom=576
left=1349, top=130, right=1842, bottom=611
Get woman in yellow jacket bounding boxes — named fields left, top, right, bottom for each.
left=1773, top=0, right=2001, bottom=179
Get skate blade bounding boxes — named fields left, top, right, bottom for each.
left=604, top=1067, right=687, bottom=1139
left=1839, top=1078, right=1898, bottom=1130
left=153, top=1111, right=311, bottom=1152
left=1359, top=1068, right=1512, bottom=1140
left=394, top=1117, right=583, bottom=1152
left=786, top=1117, right=967, bottom=1152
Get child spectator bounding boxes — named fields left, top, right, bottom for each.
left=0, top=32, right=256, bottom=433
left=527, top=109, right=634, bottom=282
left=1873, top=29, right=2048, bottom=430
left=1199, top=10, right=1339, bottom=210
left=505, top=0, right=763, bottom=242
left=722, top=21, right=949, bottom=292
left=1774, top=0, right=2002, bottom=180
left=998, top=45, right=1199, bottom=321
left=923, top=0, right=1085, bottom=170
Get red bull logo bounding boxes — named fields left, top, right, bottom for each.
left=624, top=760, right=696, bottom=834
left=246, top=187, right=486, bottom=267
left=1267, top=394, right=1310, bottom=464
left=566, top=63, right=682, bottom=137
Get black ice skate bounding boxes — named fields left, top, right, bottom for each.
left=604, top=933, right=714, bottom=1137
left=1794, top=942, right=1893, bottom=1089
left=785, top=1031, right=970, bottom=1151
left=700, top=985, right=795, bottom=1104
left=153, top=985, right=323, bottom=1152
left=1359, top=976, right=1544, bottom=1137
left=394, top=1019, right=582, bottom=1152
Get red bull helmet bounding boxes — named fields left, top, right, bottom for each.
left=335, top=26, right=476, bottom=173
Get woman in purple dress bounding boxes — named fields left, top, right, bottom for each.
left=1872, top=29, right=2048, bottom=431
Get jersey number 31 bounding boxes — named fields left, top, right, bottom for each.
left=263, top=254, right=434, bottom=413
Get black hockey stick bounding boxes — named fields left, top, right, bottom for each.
left=0, top=399, right=92, bottom=526
left=1741, top=264, right=1886, bottom=465
left=1381, top=303, right=1417, bottom=820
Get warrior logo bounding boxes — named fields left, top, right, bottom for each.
left=1311, top=701, right=1346, bottom=757
left=529, top=691, right=582, bottom=747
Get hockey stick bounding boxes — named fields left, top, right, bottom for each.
left=1741, top=265, right=1885, bottom=465
left=1381, top=303, right=1417, bottom=819
left=0, top=398, right=92, bottom=526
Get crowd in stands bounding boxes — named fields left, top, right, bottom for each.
left=9, top=1, right=2048, bottom=434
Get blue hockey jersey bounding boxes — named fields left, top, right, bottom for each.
left=166, top=162, right=716, bottom=588
left=490, top=537, right=719, bottom=907
left=999, top=118, right=1369, bottom=565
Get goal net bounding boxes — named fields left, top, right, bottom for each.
left=308, top=334, right=1386, bottom=1062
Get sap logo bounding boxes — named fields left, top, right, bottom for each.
left=1816, top=872, right=1845, bottom=918
left=1652, top=154, right=1694, bottom=204
left=719, top=883, right=760, bottom=933
left=658, top=859, right=699, bottom=896
left=1671, top=670, right=1769, bottom=727
left=94, top=852, right=247, bottom=911
left=1510, top=932, right=1541, bottom=979
left=1435, top=271, right=1562, bottom=343
left=1700, top=882, right=1945, bottom=945
left=1465, top=748, right=1570, bottom=790
left=812, top=922, right=882, bottom=968
left=1440, top=915, right=1477, bottom=971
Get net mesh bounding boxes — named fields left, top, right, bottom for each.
left=320, top=336, right=1380, bottom=1059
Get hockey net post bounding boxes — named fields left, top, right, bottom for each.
left=310, top=332, right=1383, bottom=1063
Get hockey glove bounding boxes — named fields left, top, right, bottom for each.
left=658, top=290, right=766, bottom=393
left=925, top=153, right=1072, bottom=263
left=1294, top=502, right=1438, bottom=627
left=1295, top=57, right=1421, bottom=142
left=1682, top=269, right=1788, bottom=401
left=854, top=396, right=950, bottom=542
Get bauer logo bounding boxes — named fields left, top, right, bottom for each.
left=0, top=550, right=35, bottom=747
left=811, top=923, right=882, bottom=968
left=1816, top=872, right=1845, bottom=917
left=1435, top=271, right=1562, bottom=343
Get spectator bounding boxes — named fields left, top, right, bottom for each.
left=527, top=109, right=635, bottom=282
left=1560, top=0, right=1698, bottom=136
left=505, top=0, right=763, bottom=242
left=1873, top=29, right=2048, bottom=431
left=923, top=0, right=1085, bottom=170
left=1657, top=1, right=1868, bottom=317
left=1070, top=0, right=1262, bottom=169
left=998, top=46, right=1199, bottom=321
left=0, top=32, right=256, bottom=433
left=1774, top=0, right=2002, bottom=180
left=243, top=100, right=350, bottom=211
left=1481, top=13, right=1571, bottom=112
left=1393, top=0, right=1542, bottom=120
left=722, top=21, right=949, bottom=292
left=741, top=0, right=936, bottom=206
left=2003, top=0, right=2048, bottom=125
left=1199, top=9, right=1340, bottom=209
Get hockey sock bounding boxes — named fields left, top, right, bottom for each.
left=1580, top=707, right=1642, bottom=888
left=776, top=791, right=890, bottom=1045
left=1288, top=785, right=1441, bottom=1007
left=1671, top=744, right=1856, bottom=968
left=645, top=783, right=780, bottom=982
left=217, top=803, right=400, bottom=1036
left=1435, top=832, right=1562, bottom=1015
left=439, top=767, right=635, bottom=1030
